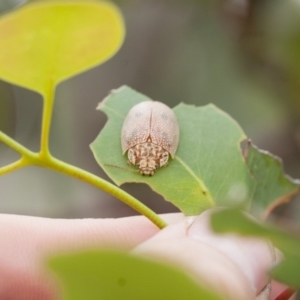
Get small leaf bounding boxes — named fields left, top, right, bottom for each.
left=91, top=86, right=255, bottom=215
left=211, top=209, right=300, bottom=288
left=0, top=0, right=124, bottom=94
left=48, top=250, right=222, bottom=300
left=245, top=142, right=300, bottom=218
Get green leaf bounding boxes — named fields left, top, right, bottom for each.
left=211, top=209, right=300, bottom=288
left=245, top=142, right=300, bottom=218
left=91, top=86, right=255, bottom=215
left=48, top=250, right=222, bottom=300
left=271, top=255, right=300, bottom=289
left=0, top=0, right=124, bottom=95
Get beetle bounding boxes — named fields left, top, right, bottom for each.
left=121, top=101, right=179, bottom=176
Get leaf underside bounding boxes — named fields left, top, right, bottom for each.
left=0, top=0, right=124, bottom=95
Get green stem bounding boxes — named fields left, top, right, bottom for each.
left=40, top=156, right=167, bottom=229
left=0, top=82, right=167, bottom=229
left=0, top=159, right=24, bottom=176
left=0, top=131, right=40, bottom=175
left=0, top=131, right=167, bottom=229
left=0, top=131, right=33, bottom=156
left=40, top=82, right=55, bottom=158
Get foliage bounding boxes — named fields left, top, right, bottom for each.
left=211, top=209, right=300, bottom=289
left=0, top=1, right=299, bottom=299
left=92, top=86, right=300, bottom=218
left=0, top=0, right=166, bottom=229
left=246, top=143, right=300, bottom=218
left=48, top=250, right=222, bottom=300
left=91, top=86, right=256, bottom=215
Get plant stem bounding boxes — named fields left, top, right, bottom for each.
left=0, top=131, right=34, bottom=156
left=41, top=156, right=167, bottom=229
left=0, top=159, right=24, bottom=176
left=0, top=132, right=39, bottom=175
left=40, top=82, right=55, bottom=158
left=0, top=83, right=167, bottom=229
left=0, top=130, right=167, bottom=228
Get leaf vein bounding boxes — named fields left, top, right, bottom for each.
left=175, top=156, right=214, bottom=206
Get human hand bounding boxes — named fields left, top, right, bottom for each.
left=0, top=210, right=291, bottom=299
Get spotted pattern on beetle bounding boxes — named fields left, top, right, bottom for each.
left=121, top=101, right=180, bottom=176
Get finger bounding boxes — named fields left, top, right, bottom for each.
left=133, top=209, right=276, bottom=300
left=0, top=213, right=184, bottom=300
left=0, top=212, right=183, bottom=254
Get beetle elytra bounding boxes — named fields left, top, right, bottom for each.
left=121, top=101, right=179, bottom=176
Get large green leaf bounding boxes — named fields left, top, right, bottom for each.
left=211, top=209, right=300, bottom=288
left=246, top=142, right=300, bottom=218
left=91, top=86, right=256, bottom=215
left=0, top=0, right=124, bottom=94
left=48, top=250, right=222, bottom=300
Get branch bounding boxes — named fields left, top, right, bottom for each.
left=0, top=159, right=25, bottom=176
left=0, top=131, right=34, bottom=157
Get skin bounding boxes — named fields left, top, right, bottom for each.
left=0, top=210, right=294, bottom=300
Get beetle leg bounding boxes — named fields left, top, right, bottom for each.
left=159, top=151, right=169, bottom=167
left=127, top=148, right=136, bottom=165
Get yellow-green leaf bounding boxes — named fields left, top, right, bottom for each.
left=0, top=0, right=124, bottom=95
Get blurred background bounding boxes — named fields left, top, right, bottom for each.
left=0, top=0, right=300, bottom=227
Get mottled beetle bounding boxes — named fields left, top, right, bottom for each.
left=121, top=101, right=179, bottom=175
